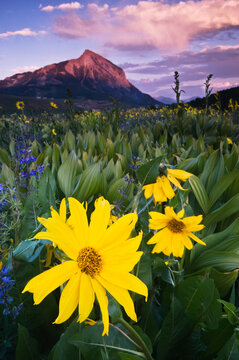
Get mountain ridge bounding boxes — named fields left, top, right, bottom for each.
left=0, top=50, right=161, bottom=108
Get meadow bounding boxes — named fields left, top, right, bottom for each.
left=1, top=95, right=239, bottom=360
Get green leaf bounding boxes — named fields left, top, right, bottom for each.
left=176, top=276, right=221, bottom=329
left=15, top=324, right=39, bottom=360
left=215, top=333, right=239, bottom=360
left=1, top=163, right=15, bottom=187
left=211, top=269, right=239, bottom=298
left=119, top=353, right=144, bottom=360
left=0, top=148, right=11, bottom=165
left=189, top=175, right=210, bottom=214
left=208, top=170, right=239, bottom=209
left=191, top=251, right=239, bottom=273
left=13, top=239, right=48, bottom=262
left=49, top=321, right=80, bottom=360
left=204, top=194, right=239, bottom=227
left=73, top=162, right=101, bottom=202
left=57, top=150, right=78, bottom=196
left=217, top=300, right=239, bottom=326
left=136, top=156, right=162, bottom=186
left=190, top=218, right=239, bottom=262
left=70, top=322, right=144, bottom=360
left=156, top=296, right=190, bottom=360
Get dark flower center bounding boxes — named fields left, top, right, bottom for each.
left=167, top=219, right=185, bottom=233
left=77, top=247, right=102, bottom=278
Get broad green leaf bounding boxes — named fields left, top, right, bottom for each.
left=189, top=175, right=209, bottom=214
left=191, top=251, right=239, bottom=273
left=208, top=170, right=239, bottom=209
left=215, top=333, right=239, bottom=360
left=15, top=324, right=39, bottom=360
left=136, top=156, right=162, bottom=186
left=73, top=162, right=101, bottom=202
left=48, top=321, right=80, bottom=360
left=218, top=300, right=239, bottom=326
left=190, top=218, right=239, bottom=262
left=70, top=322, right=144, bottom=360
left=0, top=148, right=11, bottom=165
left=200, top=149, right=219, bottom=186
left=57, top=150, right=78, bottom=197
left=204, top=194, right=239, bottom=227
left=13, top=239, right=48, bottom=262
left=176, top=276, right=221, bottom=329
left=211, top=269, right=239, bottom=298
left=156, top=296, right=190, bottom=360
left=1, top=163, right=15, bottom=186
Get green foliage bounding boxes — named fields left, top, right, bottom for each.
left=0, top=103, right=239, bottom=360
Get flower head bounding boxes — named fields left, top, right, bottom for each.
left=142, top=168, right=192, bottom=204
left=16, top=101, right=24, bottom=110
left=147, top=206, right=205, bottom=257
left=50, top=102, right=58, bottom=109
left=22, top=197, right=148, bottom=335
left=52, top=129, right=57, bottom=136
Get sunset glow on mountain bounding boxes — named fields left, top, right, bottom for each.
left=1, top=0, right=239, bottom=99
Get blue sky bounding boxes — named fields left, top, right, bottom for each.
left=1, top=0, right=239, bottom=99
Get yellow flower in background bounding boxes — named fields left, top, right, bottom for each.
left=227, top=138, right=233, bottom=145
left=50, top=102, right=58, bottom=109
left=142, top=168, right=192, bottom=204
left=52, top=129, right=57, bottom=135
left=148, top=206, right=205, bottom=257
left=16, top=101, right=25, bottom=110
left=22, top=197, right=148, bottom=336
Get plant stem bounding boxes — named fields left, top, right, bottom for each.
left=118, top=318, right=154, bottom=360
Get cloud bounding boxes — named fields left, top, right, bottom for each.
left=124, top=45, right=239, bottom=98
left=10, top=65, right=39, bottom=74
left=0, top=28, right=46, bottom=39
left=40, top=2, right=83, bottom=12
left=53, top=0, right=239, bottom=51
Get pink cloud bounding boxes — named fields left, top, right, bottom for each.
left=0, top=28, right=46, bottom=38
left=53, top=0, right=239, bottom=51
left=40, top=2, right=83, bottom=12
left=124, top=45, right=239, bottom=98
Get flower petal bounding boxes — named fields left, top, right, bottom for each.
left=101, top=232, right=142, bottom=256
left=22, top=261, right=78, bottom=304
left=167, top=174, right=185, bottom=190
left=54, top=272, right=81, bottom=324
left=103, top=252, right=143, bottom=273
left=160, top=176, right=175, bottom=199
left=36, top=215, right=79, bottom=260
left=89, top=197, right=111, bottom=247
left=167, top=168, right=192, bottom=181
left=98, top=213, right=138, bottom=251
left=91, top=278, right=109, bottom=336
left=97, top=276, right=137, bottom=322
left=78, top=273, right=95, bottom=323
left=142, top=184, right=153, bottom=199
left=59, top=198, right=66, bottom=221
left=188, top=232, right=206, bottom=245
left=68, top=197, right=89, bottom=248
left=100, top=271, right=148, bottom=300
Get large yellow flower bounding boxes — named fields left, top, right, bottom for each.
left=22, top=197, right=148, bottom=335
left=16, top=101, right=24, bottom=110
left=142, top=168, right=192, bottom=204
left=147, top=206, right=205, bottom=257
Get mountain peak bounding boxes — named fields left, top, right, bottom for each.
left=0, top=49, right=161, bottom=107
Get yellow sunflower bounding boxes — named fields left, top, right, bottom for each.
left=16, top=101, right=25, bottom=110
left=147, top=206, right=205, bottom=257
left=22, top=197, right=148, bottom=335
left=50, top=102, right=58, bottom=109
left=142, top=168, right=192, bottom=204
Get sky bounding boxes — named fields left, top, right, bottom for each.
left=0, top=0, right=239, bottom=99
